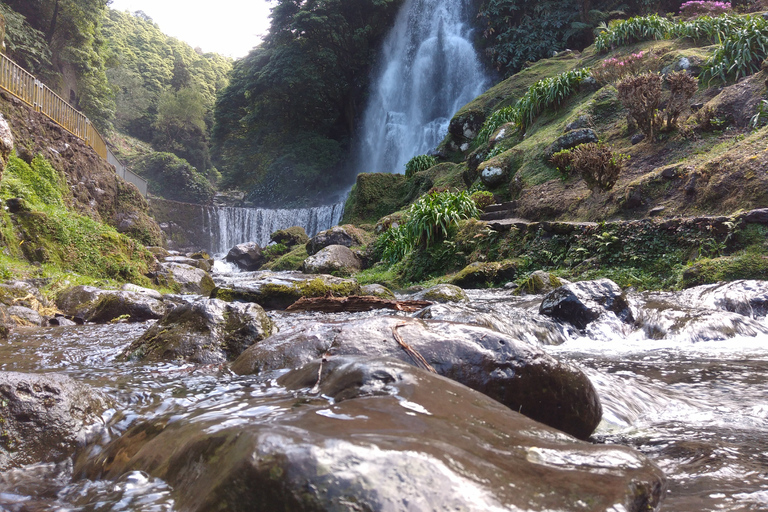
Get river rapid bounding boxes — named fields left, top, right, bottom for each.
left=0, top=275, right=766, bottom=511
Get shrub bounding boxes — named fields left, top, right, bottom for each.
left=133, top=152, right=215, bottom=204
left=570, top=143, right=629, bottom=191
left=699, top=15, right=768, bottom=83
left=679, top=1, right=731, bottom=19
left=617, top=72, right=663, bottom=140
left=475, top=68, right=591, bottom=144
left=750, top=99, right=768, bottom=129
left=404, top=154, right=438, bottom=178
left=590, top=50, right=661, bottom=85
left=664, top=71, right=699, bottom=128
left=378, top=190, right=480, bottom=264
left=470, top=190, right=495, bottom=209
left=594, top=15, right=674, bottom=53
left=549, top=149, right=573, bottom=178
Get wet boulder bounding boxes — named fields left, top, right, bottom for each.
left=0, top=372, right=108, bottom=471
left=212, top=271, right=361, bottom=310
left=231, top=315, right=602, bottom=439
left=270, top=226, right=309, bottom=247
left=302, top=244, right=362, bottom=275
left=163, top=255, right=212, bottom=273
left=360, top=283, right=396, bottom=300
left=55, top=285, right=167, bottom=323
left=7, top=305, right=44, bottom=326
left=540, top=279, right=634, bottom=330
left=412, top=283, right=468, bottom=303
left=224, top=242, right=265, bottom=271
left=519, top=270, right=569, bottom=295
left=415, top=301, right=569, bottom=346
left=157, top=262, right=215, bottom=296
left=451, top=260, right=518, bottom=288
left=78, top=356, right=663, bottom=512
left=306, top=225, right=364, bottom=255
left=680, top=280, right=768, bottom=318
left=121, top=298, right=272, bottom=364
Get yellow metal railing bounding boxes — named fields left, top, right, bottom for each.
left=0, top=52, right=108, bottom=160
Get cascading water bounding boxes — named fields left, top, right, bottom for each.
left=354, top=0, right=487, bottom=175
left=201, top=202, right=345, bottom=255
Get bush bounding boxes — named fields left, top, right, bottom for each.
left=133, top=152, right=215, bottom=204
left=570, top=143, right=629, bottom=191
left=594, top=15, right=674, bottom=53
left=679, top=1, right=731, bottom=19
left=750, top=99, right=768, bottom=129
left=699, top=15, right=768, bottom=83
left=549, top=149, right=573, bottom=178
left=617, top=72, right=663, bottom=140
left=664, top=71, right=698, bottom=128
left=470, top=190, right=495, bottom=209
left=476, top=68, right=591, bottom=144
left=378, top=190, right=481, bottom=264
left=590, top=50, right=661, bottom=85
left=405, top=154, right=438, bottom=178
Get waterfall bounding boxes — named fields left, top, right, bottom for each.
left=354, top=0, right=487, bottom=175
left=202, top=201, right=345, bottom=255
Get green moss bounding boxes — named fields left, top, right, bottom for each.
left=679, top=253, right=768, bottom=288
left=342, top=173, right=409, bottom=225
left=263, top=245, right=308, bottom=271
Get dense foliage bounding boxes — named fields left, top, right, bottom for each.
left=404, top=155, right=438, bottom=178
left=212, top=0, right=404, bottom=206
left=132, top=152, right=216, bottom=204
left=101, top=9, right=232, bottom=175
left=1, top=0, right=114, bottom=130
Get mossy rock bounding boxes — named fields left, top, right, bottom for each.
left=262, top=245, right=308, bottom=271
left=451, top=260, right=519, bottom=289
left=360, top=284, right=396, bottom=300
left=679, top=254, right=768, bottom=288
left=270, top=226, right=309, bottom=247
left=413, top=284, right=468, bottom=303
left=213, top=272, right=362, bottom=310
left=342, top=173, right=408, bottom=225
left=517, top=271, right=567, bottom=296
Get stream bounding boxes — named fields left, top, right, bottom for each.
left=0, top=277, right=766, bottom=511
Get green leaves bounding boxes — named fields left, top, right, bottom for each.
left=404, top=155, right=438, bottom=178
left=379, top=190, right=481, bottom=264
left=475, top=68, right=591, bottom=145
left=594, top=14, right=673, bottom=52
left=699, top=15, right=768, bottom=83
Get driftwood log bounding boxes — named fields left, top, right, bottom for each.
left=286, top=295, right=432, bottom=313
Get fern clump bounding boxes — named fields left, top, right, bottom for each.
left=404, top=154, right=438, bottom=178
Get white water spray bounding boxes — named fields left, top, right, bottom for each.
left=354, top=0, right=487, bottom=175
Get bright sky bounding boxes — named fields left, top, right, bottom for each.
left=108, top=0, right=273, bottom=58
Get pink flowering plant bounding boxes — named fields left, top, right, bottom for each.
left=679, top=1, right=731, bottom=19
left=591, top=50, right=661, bottom=84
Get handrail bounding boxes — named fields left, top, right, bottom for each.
left=0, top=53, right=147, bottom=196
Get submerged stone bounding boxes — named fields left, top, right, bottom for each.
left=0, top=372, right=108, bottom=471
left=231, top=315, right=601, bottom=439
left=77, top=356, right=663, bottom=512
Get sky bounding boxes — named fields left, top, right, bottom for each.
left=108, top=0, right=273, bottom=58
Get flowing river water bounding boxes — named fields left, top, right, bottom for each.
left=0, top=276, right=767, bottom=511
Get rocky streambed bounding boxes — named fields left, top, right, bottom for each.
left=0, top=268, right=767, bottom=511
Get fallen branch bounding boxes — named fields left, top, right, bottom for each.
left=392, top=323, right=437, bottom=373
left=286, top=295, right=432, bottom=313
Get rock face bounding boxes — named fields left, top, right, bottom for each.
left=78, top=357, right=663, bottom=512
left=225, top=242, right=265, bottom=271
left=306, top=226, right=362, bottom=255
left=540, top=279, right=634, bottom=329
left=0, top=372, right=108, bottom=470
left=55, top=285, right=167, bottom=323
left=545, top=128, right=599, bottom=158
left=212, top=271, right=361, bottom=310
left=121, top=298, right=272, bottom=364
left=0, top=112, right=13, bottom=177
left=302, top=244, right=362, bottom=275
left=157, top=262, right=215, bottom=295
left=231, top=316, right=602, bottom=439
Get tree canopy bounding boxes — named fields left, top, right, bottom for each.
left=212, top=0, right=404, bottom=207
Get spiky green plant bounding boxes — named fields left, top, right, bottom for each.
left=594, top=15, right=674, bottom=52
left=404, top=154, right=438, bottom=178
left=475, top=68, right=591, bottom=145
left=699, top=15, right=768, bottom=83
